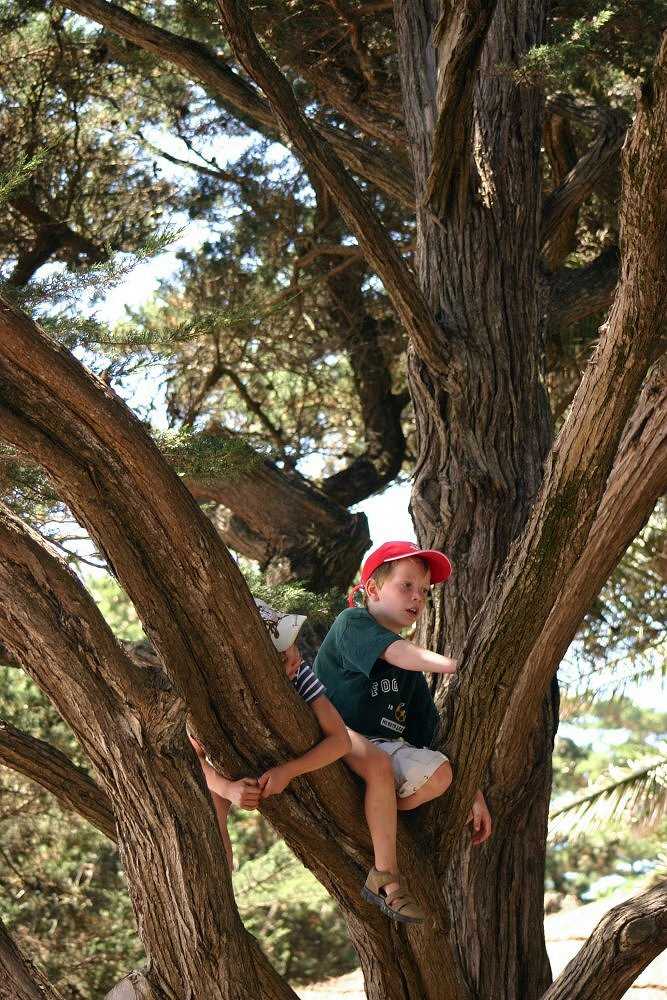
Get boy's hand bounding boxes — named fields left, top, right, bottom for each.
left=227, top=778, right=262, bottom=810
left=467, top=790, right=492, bottom=845
left=258, top=764, right=293, bottom=798
left=440, top=657, right=457, bottom=675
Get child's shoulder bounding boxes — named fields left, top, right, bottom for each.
left=332, top=606, right=374, bottom=629
left=321, top=606, right=370, bottom=641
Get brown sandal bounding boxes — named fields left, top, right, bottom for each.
left=362, top=867, right=425, bottom=924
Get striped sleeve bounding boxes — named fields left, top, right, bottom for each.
left=293, top=662, right=326, bottom=704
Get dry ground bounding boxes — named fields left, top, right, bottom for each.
left=296, top=889, right=666, bottom=999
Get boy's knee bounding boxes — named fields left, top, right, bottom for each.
left=369, top=749, right=395, bottom=784
left=428, top=761, right=453, bottom=798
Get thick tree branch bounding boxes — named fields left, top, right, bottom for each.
left=0, top=919, right=65, bottom=1000
left=0, top=299, right=455, bottom=1000
left=0, top=719, right=116, bottom=840
left=0, top=499, right=300, bottom=1000
left=539, top=881, right=667, bottom=1000
left=435, top=33, right=667, bottom=851
left=495, top=361, right=667, bottom=779
left=62, top=0, right=414, bottom=209
left=543, top=109, right=580, bottom=269
left=0, top=505, right=153, bottom=754
left=423, top=0, right=498, bottom=218
left=549, top=246, right=620, bottom=332
left=541, top=95, right=629, bottom=251
left=214, top=0, right=451, bottom=378
left=185, top=426, right=371, bottom=591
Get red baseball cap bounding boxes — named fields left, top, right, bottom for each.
left=347, top=541, right=452, bottom=607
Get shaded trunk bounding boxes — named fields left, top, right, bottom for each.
left=396, top=1, right=554, bottom=996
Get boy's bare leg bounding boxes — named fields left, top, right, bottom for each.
left=397, top=761, right=453, bottom=811
left=210, top=790, right=234, bottom=870
left=344, top=730, right=400, bottom=893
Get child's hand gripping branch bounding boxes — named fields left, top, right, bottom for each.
left=188, top=597, right=350, bottom=870
left=313, top=540, right=493, bottom=925
left=258, top=641, right=352, bottom=798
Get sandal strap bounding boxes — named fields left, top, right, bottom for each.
left=370, top=868, right=400, bottom=891
left=385, top=889, right=410, bottom=908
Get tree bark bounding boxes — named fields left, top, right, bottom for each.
left=0, top=298, right=467, bottom=1000
left=0, top=719, right=117, bottom=840
left=540, top=881, right=667, bottom=1000
left=396, top=6, right=667, bottom=999
left=185, top=431, right=371, bottom=592
left=1, top=12, right=666, bottom=1000
left=0, top=501, right=300, bottom=1000
left=497, top=360, right=667, bottom=775
left=0, top=918, right=66, bottom=1000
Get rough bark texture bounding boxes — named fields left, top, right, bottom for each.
left=185, top=432, right=371, bottom=591
left=497, top=361, right=667, bottom=775
left=0, top=498, right=299, bottom=1000
left=540, top=881, right=667, bottom=1000
left=0, top=918, right=66, bottom=1000
left=2, top=5, right=666, bottom=1000
left=0, top=719, right=116, bottom=840
left=395, top=5, right=667, bottom=999
left=396, top=5, right=552, bottom=989
left=0, top=299, right=466, bottom=1000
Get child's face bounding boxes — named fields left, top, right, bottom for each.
left=282, top=643, right=302, bottom=679
left=367, top=557, right=431, bottom=629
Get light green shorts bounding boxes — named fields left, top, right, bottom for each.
left=371, top=739, right=449, bottom=798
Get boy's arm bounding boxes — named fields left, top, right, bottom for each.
left=382, top=639, right=457, bottom=674
left=258, top=697, right=351, bottom=798
left=188, top=734, right=261, bottom=809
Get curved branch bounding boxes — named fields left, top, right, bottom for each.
left=542, top=108, right=580, bottom=269
left=0, top=504, right=152, bottom=743
left=549, top=246, right=620, bottom=332
left=435, top=32, right=667, bottom=850
left=0, top=501, right=300, bottom=1000
left=62, top=0, right=414, bottom=209
left=541, top=95, right=629, bottom=251
left=0, top=919, right=65, bottom=1000
left=185, top=427, right=371, bottom=591
left=0, top=719, right=116, bottom=840
left=539, top=882, right=667, bottom=1000
left=214, top=0, right=451, bottom=378
left=422, top=0, right=498, bottom=218
left=495, top=361, right=667, bottom=780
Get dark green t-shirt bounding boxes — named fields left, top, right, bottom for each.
left=313, top=607, right=439, bottom=747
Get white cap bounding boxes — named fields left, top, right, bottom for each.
left=254, top=597, right=307, bottom=652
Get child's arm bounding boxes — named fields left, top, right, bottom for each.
left=188, top=734, right=262, bottom=809
left=381, top=639, right=457, bottom=674
left=258, top=697, right=351, bottom=798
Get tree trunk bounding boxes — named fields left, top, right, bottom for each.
left=395, top=2, right=553, bottom=995
left=2, top=8, right=666, bottom=999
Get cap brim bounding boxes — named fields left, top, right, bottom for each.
left=384, top=549, right=452, bottom=584
left=273, top=613, right=307, bottom=652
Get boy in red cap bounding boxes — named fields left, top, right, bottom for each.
left=314, top=541, right=491, bottom=924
